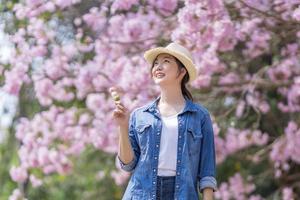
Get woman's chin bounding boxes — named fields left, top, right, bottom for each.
left=154, top=79, right=172, bottom=86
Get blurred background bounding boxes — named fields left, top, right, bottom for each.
left=0, top=0, right=299, bottom=199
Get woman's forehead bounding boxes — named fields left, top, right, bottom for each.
left=155, top=53, right=175, bottom=60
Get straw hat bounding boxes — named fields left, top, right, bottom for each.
left=144, top=42, right=197, bottom=83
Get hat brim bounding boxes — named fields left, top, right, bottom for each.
left=144, top=47, right=197, bottom=83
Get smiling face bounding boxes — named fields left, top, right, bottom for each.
left=151, top=53, right=187, bottom=86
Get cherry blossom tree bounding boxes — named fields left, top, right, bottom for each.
left=0, top=0, right=299, bottom=199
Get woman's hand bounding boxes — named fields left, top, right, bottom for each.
left=109, top=86, right=130, bottom=128
left=110, top=86, right=135, bottom=166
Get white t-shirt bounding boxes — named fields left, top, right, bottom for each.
left=157, top=112, right=180, bottom=176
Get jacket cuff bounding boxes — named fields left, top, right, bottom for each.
left=117, top=155, right=137, bottom=172
left=199, top=176, right=217, bottom=192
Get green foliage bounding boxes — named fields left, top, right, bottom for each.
left=26, top=146, right=125, bottom=200
left=0, top=127, right=19, bottom=199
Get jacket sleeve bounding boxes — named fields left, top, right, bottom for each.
left=198, top=113, right=217, bottom=193
left=117, top=109, right=140, bottom=172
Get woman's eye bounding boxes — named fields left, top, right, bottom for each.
left=153, top=60, right=169, bottom=65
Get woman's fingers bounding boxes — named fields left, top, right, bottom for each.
left=114, top=105, right=126, bottom=115
left=113, top=109, right=123, bottom=117
left=116, top=103, right=125, bottom=109
left=115, top=102, right=128, bottom=111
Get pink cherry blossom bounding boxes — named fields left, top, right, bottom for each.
left=2, top=0, right=300, bottom=196
left=282, top=187, right=294, bottom=200
left=10, top=166, right=28, bottom=183
left=29, top=175, right=43, bottom=188
left=8, top=189, right=27, bottom=200
left=111, top=0, right=139, bottom=13
left=147, top=0, right=178, bottom=16
left=214, top=173, right=262, bottom=200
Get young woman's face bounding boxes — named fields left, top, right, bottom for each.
left=151, top=53, right=186, bottom=85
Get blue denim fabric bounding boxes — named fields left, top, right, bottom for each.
left=118, top=95, right=217, bottom=200
left=156, top=176, right=175, bottom=200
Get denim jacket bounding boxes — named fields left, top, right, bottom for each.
left=118, top=95, right=217, bottom=200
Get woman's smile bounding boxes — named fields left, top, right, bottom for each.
left=155, top=72, right=166, bottom=78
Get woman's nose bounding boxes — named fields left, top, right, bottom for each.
left=155, top=63, right=163, bottom=70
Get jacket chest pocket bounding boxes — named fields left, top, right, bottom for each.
left=187, top=126, right=203, bottom=156
left=136, top=123, right=152, bottom=154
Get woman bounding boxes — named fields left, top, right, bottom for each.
left=111, top=42, right=217, bottom=200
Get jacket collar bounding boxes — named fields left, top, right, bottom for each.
left=143, top=95, right=198, bottom=115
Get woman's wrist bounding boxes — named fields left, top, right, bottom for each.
left=202, top=188, right=214, bottom=200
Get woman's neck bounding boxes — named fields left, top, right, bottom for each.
left=159, top=93, right=185, bottom=106
left=158, top=84, right=185, bottom=105
left=158, top=88, right=185, bottom=116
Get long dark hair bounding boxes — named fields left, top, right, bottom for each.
left=150, top=55, right=194, bottom=102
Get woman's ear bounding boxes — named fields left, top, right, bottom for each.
left=181, top=68, right=187, bottom=76
left=177, top=68, right=187, bottom=81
